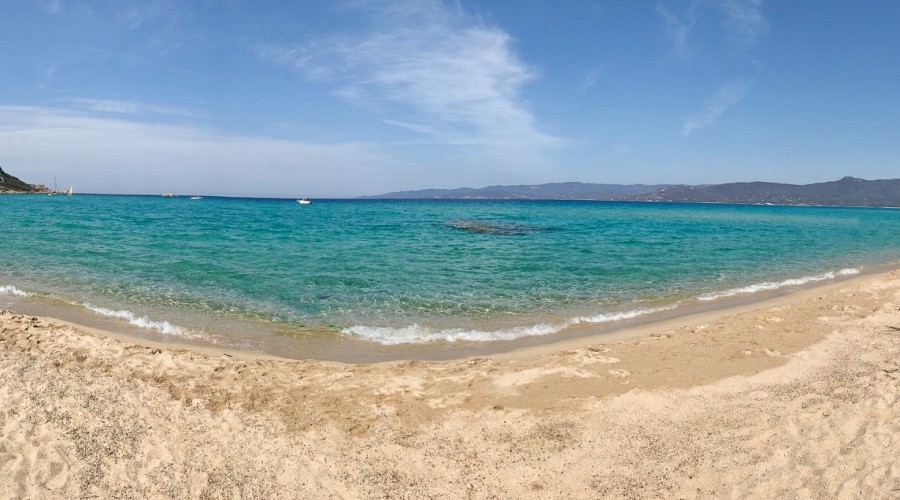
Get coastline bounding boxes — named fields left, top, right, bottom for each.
left=2, top=262, right=891, bottom=363
left=4, top=195, right=900, bottom=358
left=2, top=268, right=899, bottom=496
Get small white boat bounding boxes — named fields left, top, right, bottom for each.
left=297, top=198, right=311, bottom=205
left=191, top=196, right=203, bottom=200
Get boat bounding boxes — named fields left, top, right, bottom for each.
left=191, top=196, right=202, bottom=200
left=66, top=186, right=73, bottom=196
left=297, top=198, right=312, bottom=205
left=162, top=192, right=176, bottom=197
left=48, top=177, right=59, bottom=196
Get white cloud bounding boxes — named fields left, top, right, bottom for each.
left=581, top=68, right=602, bottom=93
left=656, top=3, right=694, bottom=59
left=59, top=98, right=198, bottom=117
left=657, top=1, right=764, bottom=136
left=38, top=0, right=62, bottom=15
left=258, top=0, right=558, bottom=151
left=381, top=119, right=438, bottom=135
left=682, top=78, right=749, bottom=136
left=0, top=106, right=408, bottom=197
left=718, top=0, right=768, bottom=47
left=657, top=0, right=767, bottom=56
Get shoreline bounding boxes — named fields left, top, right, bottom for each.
left=3, top=263, right=895, bottom=363
left=4, top=195, right=900, bottom=361
left=3, top=266, right=891, bottom=369
left=2, top=268, right=899, bottom=496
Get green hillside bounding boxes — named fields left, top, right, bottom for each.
left=0, top=166, right=45, bottom=193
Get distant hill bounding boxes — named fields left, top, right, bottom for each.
left=361, top=182, right=668, bottom=200
left=627, top=177, right=900, bottom=207
left=0, top=166, right=48, bottom=193
left=364, top=177, right=900, bottom=207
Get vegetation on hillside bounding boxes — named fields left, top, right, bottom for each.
left=0, top=166, right=48, bottom=193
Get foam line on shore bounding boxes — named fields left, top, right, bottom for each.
left=2, top=266, right=867, bottom=347
left=0, top=285, right=32, bottom=297
left=341, top=304, right=678, bottom=345
left=342, top=267, right=861, bottom=345
left=2, top=282, right=196, bottom=339
left=698, top=268, right=859, bottom=302
left=83, top=304, right=193, bottom=338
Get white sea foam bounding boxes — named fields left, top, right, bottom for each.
left=344, top=267, right=857, bottom=346
left=341, top=304, right=678, bottom=345
left=570, top=304, right=679, bottom=325
left=0, top=285, right=32, bottom=297
left=0, top=286, right=195, bottom=338
left=697, top=268, right=860, bottom=302
left=341, top=323, right=561, bottom=345
left=85, top=304, right=190, bottom=337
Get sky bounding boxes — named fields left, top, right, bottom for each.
left=1, top=0, right=898, bottom=198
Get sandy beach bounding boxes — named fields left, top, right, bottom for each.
left=2, top=270, right=899, bottom=498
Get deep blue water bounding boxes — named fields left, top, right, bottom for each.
left=1, top=195, right=898, bottom=348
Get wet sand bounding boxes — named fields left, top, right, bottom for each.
left=2, top=270, right=899, bottom=498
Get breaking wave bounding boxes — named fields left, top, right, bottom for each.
left=1, top=284, right=196, bottom=339
left=0, top=285, right=32, bottom=297
left=341, top=304, right=678, bottom=345
left=84, top=304, right=191, bottom=337
left=698, top=268, right=860, bottom=302
left=344, top=267, right=862, bottom=345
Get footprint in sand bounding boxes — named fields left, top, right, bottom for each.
left=564, top=347, right=621, bottom=365
left=426, top=392, right=471, bottom=409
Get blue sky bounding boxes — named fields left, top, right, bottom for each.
left=1, top=0, right=898, bottom=197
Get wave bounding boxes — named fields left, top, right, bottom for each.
left=0, top=285, right=32, bottom=297
left=84, top=304, right=193, bottom=338
left=570, top=304, right=679, bottom=325
left=697, top=268, right=860, bottom=302
left=2, top=284, right=196, bottom=339
left=341, top=304, right=677, bottom=345
left=3, top=266, right=866, bottom=347
left=343, top=267, right=861, bottom=345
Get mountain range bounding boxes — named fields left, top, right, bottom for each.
left=2, top=165, right=899, bottom=206
left=361, top=182, right=668, bottom=200
left=365, top=177, right=900, bottom=207
left=625, top=177, right=900, bottom=206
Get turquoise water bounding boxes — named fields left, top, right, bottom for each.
left=1, top=195, right=899, bottom=352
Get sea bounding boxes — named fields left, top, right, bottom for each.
left=1, top=195, right=899, bottom=361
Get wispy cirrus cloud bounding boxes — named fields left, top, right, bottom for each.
left=59, top=97, right=198, bottom=118
left=719, top=0, right=768, bottom=47
left=380, top=119, right=439, bottom=135
left=656, top=3, right=694, bottom=59
left=258, top=0, right=558, bottom=150
left=581, top=68, right=602, bottom=94
left=657, top=0, right=767, bottom=57
left=38, top=0, right=62, bottom=15
left=682, top=78, right=749, bottom=136
left=657, top=1, right=765, bottom=135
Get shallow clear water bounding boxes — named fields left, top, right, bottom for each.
left=1, top=195, right=898, bottom=349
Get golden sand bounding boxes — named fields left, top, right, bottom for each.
left=2, top=270, right=899, bottom=498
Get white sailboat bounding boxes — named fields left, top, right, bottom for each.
left=66, top=186, right=73, bottom=196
